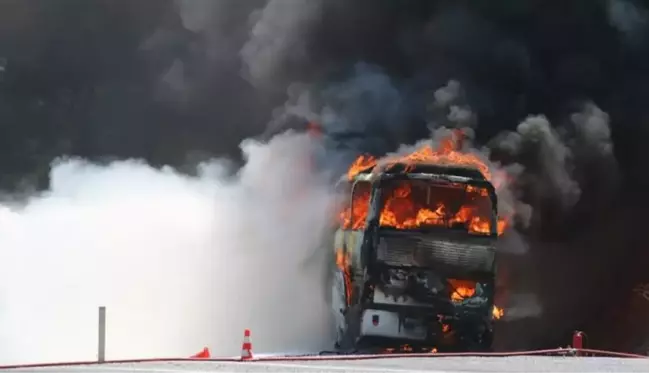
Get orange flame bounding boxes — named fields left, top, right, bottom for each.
left=335, top=249, right=353, bottom=306
left=339, top=180, right=507, bottom=235
left=338, top=181, right=371, bottom=230
left=492, top=306, right=504, bottom=320
left=448, top=279, right=477, bottom=302
left=341, top=131, right=509, bottom=235
left=448, top=279, right=505, bottom=320
left=347, top=129, right=491, bottom=181
left=347, top=155, right=377, bottom=181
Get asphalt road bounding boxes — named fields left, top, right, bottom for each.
left=3, top=356, right=649, bottom=373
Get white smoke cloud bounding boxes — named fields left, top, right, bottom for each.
left=0, top=133, right=336, bottom=365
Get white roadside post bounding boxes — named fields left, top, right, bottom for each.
left=98, top=306, right=106, bottom=363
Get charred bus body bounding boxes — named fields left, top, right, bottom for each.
left=331, top=162, right=499, bottom=352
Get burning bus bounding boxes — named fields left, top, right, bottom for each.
left=330, top=134, right=506, bottom=352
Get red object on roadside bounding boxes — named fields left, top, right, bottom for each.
left=573, top=331, right=585, bottom=356
left=190, top=347, right=210, bottom=359
left=241, top=329, right=254, bottom=360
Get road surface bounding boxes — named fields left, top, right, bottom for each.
left=3, top=356, right=649, bottom=373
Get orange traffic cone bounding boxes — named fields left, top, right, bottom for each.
left=240, top=329, right=253, bottom=360
left=190, top=347, right=211, bottom=359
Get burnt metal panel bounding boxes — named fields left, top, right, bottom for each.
left=376, top=230, right=496, bottom=275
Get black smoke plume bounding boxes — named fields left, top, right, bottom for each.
left=2, top=0, right=649, bottom=352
